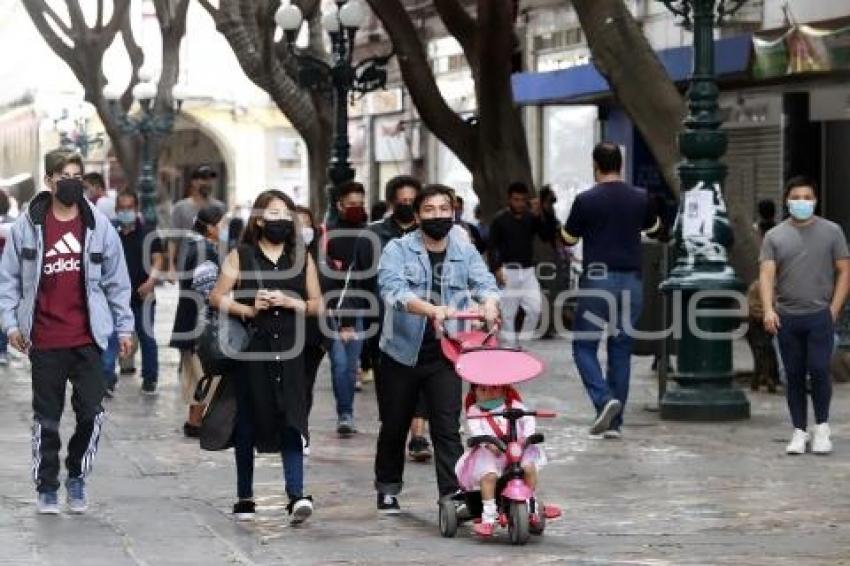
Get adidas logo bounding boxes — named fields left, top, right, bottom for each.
left=45, top=232, right=82, bottom=258
left=43, top=232, right=82, bottom=275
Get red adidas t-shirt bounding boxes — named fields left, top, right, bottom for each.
left=31, top=210, right=93, bottom=350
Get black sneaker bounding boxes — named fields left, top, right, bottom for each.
left=120, top=366, right=137, bottom=376
left=233, top=500, right=256, bottom=521
left=407, top=436, right=433, bottom=462
left=377, top=493, right=400, bottom=515
left=287, top=495, right=314, bottom=525
left=183, top=422, right=201, bottom=438
left=336, top=415, right=357, bottom=437
left=141, top=381, right=158, bottom=396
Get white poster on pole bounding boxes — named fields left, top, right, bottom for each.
left=682, top=189, right=715, bottom=239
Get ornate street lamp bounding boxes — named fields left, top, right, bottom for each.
left=276, top=0, right=393, bottom=225
left=657, top=0, right=750, bottom=420
left=103, top=67, right=187, bottom=227
left=55, top=104, right=104, bottom=158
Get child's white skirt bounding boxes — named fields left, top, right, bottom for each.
left=455, top=444, right=547, bottom=491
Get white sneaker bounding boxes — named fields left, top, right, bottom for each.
left=811, top=423, right=833, bottom=455
left=786, top=429, right=809, bottom=455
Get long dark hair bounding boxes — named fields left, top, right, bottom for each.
left=241, top=189, right=302, bottom=260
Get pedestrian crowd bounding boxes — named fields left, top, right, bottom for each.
left=0, top=143, right=846, bottom=535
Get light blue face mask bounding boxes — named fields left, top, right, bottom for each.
left=787, top=199, right=815, bottom=221
left=478, top=397, right=505, bottom=411
left=116, top=210, right=136, bottom=225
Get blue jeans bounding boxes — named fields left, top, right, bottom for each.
left=329, top=318, right=363, bottom=419
left=572, top=272, right=643, bottom=431
left=776, top=309, right=834, bottom=430
left=234, top=395, right=303, bottom=500
left=0, top=330, right=7, bottom=355
left=102, top=301, right=159, bottom=387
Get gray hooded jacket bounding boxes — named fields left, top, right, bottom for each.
left=0, top=191, right=134, bottom=350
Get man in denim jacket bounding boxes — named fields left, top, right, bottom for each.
left=0, top=150, right=134, bottom=515
left=374, top=184, right=500, bottom=514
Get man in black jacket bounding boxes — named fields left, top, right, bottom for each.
left=353, top=176, right=433, bottom=461
left=487, top=181, right=558, bottom=347
left=325, top=181, right=369, bottom=436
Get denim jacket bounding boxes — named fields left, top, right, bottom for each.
left=378, top=227, right=500, bottom=367
left=0, top=191, right=134, bottom=350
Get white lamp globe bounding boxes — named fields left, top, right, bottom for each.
left=103, top=83, right=124, bottom=101
left=133, top=81, right=157, bottom=101
left=171, top=82, right=190, bottom=102
left=275, top=3, right=303, bottom=31
left=339, top=1, right=366, bottom=29
left=321, top=7, right=341, bottom=33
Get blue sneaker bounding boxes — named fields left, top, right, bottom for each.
left=36, top=491, right=60, bottom=515
left=66, top=477, right=88, bottom=514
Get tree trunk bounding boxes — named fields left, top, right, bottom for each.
left=472, top=0, right=533, bottom=219
left=573, top=0, right=683, bottom=194
left=200, top=0, right=331, bottom=207
left=574, top=0, right=761, bottom=280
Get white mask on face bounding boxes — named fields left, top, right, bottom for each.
left=301, top=227, right=315, bottom=245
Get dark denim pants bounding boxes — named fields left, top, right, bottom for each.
left=572, top=271, right=643, bottom=431
left=776, top=308, right=834, bottom=430
left=103, top=301, right=159, bottom=386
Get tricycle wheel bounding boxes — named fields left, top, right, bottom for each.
left=439, top=499, right=458, bottom=538
left=529, top=499, right=546, bottom=535
left=508, top=501, right=530, bottom=545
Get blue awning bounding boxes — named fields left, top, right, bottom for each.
left=512, top=34, right=753, bottom=105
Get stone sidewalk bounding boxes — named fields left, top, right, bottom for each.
left=0, top=285, right=849, bottom=565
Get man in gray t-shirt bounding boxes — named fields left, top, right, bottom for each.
left=169, top=165, right=224, bottom=276
left=759, top=176, right=850, bottom=456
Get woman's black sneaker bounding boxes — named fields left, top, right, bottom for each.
left=377, top=493, right=400, bottom=515
left=183, top=422, right=201, bottom=438
left=233, top=500, right=256, bottom=521
left=287, top=496, right=314, bottom=524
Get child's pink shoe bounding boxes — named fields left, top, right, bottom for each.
left=543, top=504, right=562, bottom=519
left=473, top=521, right=496, bottom=537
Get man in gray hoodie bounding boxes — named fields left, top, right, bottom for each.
left=0, top=149, right=134, bottom=515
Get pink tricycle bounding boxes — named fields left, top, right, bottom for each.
left=437, top=312, right=560, bottom=545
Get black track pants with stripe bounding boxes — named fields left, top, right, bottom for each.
left=30, top=345, right=105, bottom=493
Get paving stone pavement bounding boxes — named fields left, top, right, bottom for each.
left=0, top=284, right=849, bottom=565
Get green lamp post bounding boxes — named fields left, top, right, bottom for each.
left=657, top=0, right=750, bottom=420
left=104, top=69, right=187, bottom=228
left=276, top=0, right=393, bottom=226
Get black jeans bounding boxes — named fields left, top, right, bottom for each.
left=303, top=344, right=326, bottom=422
left=777, top=308, right=834, bottom=430
left=368, top=334, right=428, bottom=422
left=30, top=345, right=106, bottom=493
left=374, top=353, right=462, bottom=498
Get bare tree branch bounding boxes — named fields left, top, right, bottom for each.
left=64, top=0, right=86, bottom=32
left=434, top=0, right=479, bottom=77
left=104, top=0, right=131, bottom=49
left=120, top=5, right=144, bottom=111
left=23, top=1, right=75, bottom=65
left=96, top=0, right=104, bottom=29
left=197, top=0, right=217, bottom=16
left=366, top=0, right=475, bottom=166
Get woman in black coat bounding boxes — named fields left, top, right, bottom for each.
left=210, top=191, right=322, bottom=524
left=169, top=205, right=224, bottom=437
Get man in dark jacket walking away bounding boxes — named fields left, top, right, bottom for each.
left=563, top=143, right=663, bottom=439
left=0, top=149, right=134, bottom=515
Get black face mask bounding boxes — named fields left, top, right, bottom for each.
left=55, top=178, right=84, bottom=206
left=394, top=203, right=415, bottom=224
left=420, top=217, right=454, bottom=241
left=262, top=219, right=294, bottom=245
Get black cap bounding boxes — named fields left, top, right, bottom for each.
left=191, top=165, right=217, bottom=180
